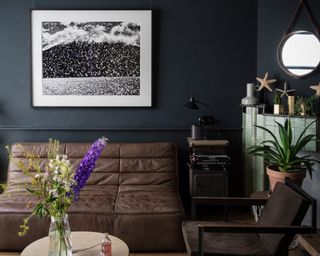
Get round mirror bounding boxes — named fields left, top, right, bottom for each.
left=277, top=30, right=320, bottom=78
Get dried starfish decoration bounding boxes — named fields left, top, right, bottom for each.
left=276, top=82, right=296, bottom=98
left=256, top=72, right=277, bottom=92
left=310, top=82, right=320, bottom=97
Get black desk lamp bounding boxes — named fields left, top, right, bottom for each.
left=184, top=96, right=214, bottom=139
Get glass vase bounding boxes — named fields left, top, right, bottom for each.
left=48, top=215, right=72, bottom=256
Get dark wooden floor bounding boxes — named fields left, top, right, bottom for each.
left=0, top=206, right=314, bottom=256
left=0, top=248, right=308, bottom=256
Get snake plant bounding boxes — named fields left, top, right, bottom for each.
left=248, top=118, right=319, bottom=177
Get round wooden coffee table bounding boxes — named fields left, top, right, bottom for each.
left=21, top=231, right=129, bottom=256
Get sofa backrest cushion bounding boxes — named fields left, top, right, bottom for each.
left=7, top=142, right=178, bottom=187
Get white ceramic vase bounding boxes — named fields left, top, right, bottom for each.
left=241, top=83, right=259, bottom=106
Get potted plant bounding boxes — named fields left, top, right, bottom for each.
left=295, top=96, right=316, bottom=116
left=305, top=96, right=317, bottom=116
left=248, top=118, right=319, bottom=191
left=273, top=91, right=283, bottom=115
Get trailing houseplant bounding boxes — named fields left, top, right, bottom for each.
left=248, top=118, right=319, bottom=191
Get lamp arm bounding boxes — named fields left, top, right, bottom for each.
left=194, top=99, right=214, bottom=114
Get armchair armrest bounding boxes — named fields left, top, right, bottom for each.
left=192, top=196, right=269, bottom=206
left=199, top=223, right=315, bottom=234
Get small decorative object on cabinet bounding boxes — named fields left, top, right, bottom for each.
left=241, top=83, right=259, bottom=106
left=275, top=82, right=295, bottom=114
left=273, top=91, right=283, bottom=115
left=275, top=82, right=296, bottom=98
left=310, top=82, right=320, bottom=97
left=288, top=95, right=295, bottom=115
left=295, top=96, right=316, bottom=116
left=256, top=72, right=277, bottom=92
left=187, top=137, right=230, bottom=219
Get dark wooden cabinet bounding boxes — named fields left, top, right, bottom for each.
left=190, top=169, right=227, bottom=197
left=187, top=137, right=230, bottom=219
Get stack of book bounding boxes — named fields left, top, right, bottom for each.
left=188, top=137, right=230, bottom=171
left=190, top=153, right=230, bottom=170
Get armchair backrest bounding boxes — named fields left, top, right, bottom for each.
left=257, top=182, right=311, bottom=255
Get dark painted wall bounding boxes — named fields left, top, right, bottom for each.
left=0, top=0, right=257, bottom=206
left=258, top=0, right=320, bottom=228
left=257, top=0, right=320, bottom=108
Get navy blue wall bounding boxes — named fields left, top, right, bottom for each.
left=257, top=0, right=320, bottom=108
left=0, top=0, right=257, bottom=204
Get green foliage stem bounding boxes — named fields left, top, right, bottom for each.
left=7, top=139, right=76, bottom=237
left=273, top=91, right=281, bottom=105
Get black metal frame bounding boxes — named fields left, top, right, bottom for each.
left=191, top=195, right=267, bottom=221
left=197, top=179, right=317, bottom=256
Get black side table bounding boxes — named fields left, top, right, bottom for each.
left=187, top=137, right=230, bottom=219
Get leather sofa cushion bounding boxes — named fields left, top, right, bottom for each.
left=69, top=186, right=118, bottom=214
left=0, top=190, right=35, bottom=213
left=115, top=185, right=183, bottom=214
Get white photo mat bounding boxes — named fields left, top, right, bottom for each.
left=31, top=10, right=152, bottom=107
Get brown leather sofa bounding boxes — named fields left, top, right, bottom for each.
left=0, top=142, right=185, bottom=251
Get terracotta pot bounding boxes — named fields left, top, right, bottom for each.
left=266, top=165, right=306, bottom=191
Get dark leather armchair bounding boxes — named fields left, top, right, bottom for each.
left=182, top=180, right=317, bottom=256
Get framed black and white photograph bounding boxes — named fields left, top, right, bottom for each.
left=31, top=10, right=152, bottom=107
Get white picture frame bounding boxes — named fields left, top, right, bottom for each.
left=31, top=10, right=152, bottom=107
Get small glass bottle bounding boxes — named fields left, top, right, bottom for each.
left=100, top=232, right=112, bottom=256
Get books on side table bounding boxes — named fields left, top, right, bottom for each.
left=187, top=137, right=230, bottom=171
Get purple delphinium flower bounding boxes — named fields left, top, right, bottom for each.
left=73, top=137, right=107, bottom=201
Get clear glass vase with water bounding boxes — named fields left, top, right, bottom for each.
left=48, top=215, right=72, bottom=256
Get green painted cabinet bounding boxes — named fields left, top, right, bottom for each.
left=242, top=107, right=317, bottom=195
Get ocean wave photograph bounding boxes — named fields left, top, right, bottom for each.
left=42, top=21, right=141, bottom=96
